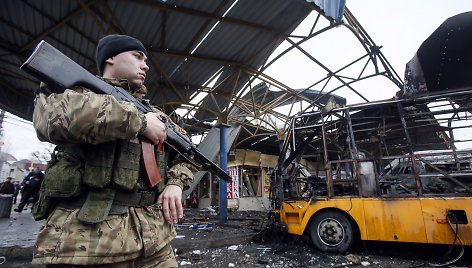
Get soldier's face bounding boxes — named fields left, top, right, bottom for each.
left=107, top=50, right=149, bottom=90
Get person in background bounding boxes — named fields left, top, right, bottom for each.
left=12, top=181, right=20, bottom=204
left=0, top=176, right=15, bottom=194
left=13, top=167, right=43, bottom=212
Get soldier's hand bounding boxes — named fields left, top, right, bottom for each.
left=143, top=112, right=167, bottom=145
left=157, top=184, right=183, bottom=224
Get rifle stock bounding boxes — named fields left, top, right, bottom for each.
left=20, top=40, right=232, bottom=184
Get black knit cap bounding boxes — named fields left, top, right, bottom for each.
left=95, top=34, right=148, bottom=75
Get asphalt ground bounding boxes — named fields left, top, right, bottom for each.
left=1, top=205, right=472, bottom=268
left=0, top=204, right=262, bottom=267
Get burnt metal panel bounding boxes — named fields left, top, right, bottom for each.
left=402, top=11, right=472, bottom=97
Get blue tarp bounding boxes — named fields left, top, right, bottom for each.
left=306, top=0, right=346, bottom=22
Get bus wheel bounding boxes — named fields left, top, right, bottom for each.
left=309, top=211, right=355, bottom=253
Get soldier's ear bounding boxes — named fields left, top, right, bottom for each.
left=105, top=57, right=115, bottom=65
left=103, top=57, right=115, bottom=74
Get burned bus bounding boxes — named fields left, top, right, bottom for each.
left=268, top=12, right=472, bottom=253
left=269, top=92, right=472, bottom=253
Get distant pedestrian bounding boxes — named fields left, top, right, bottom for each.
left=14, top=168, right=44, bottom=213
left=0, top=177, right=15, bottom=195
left=12, top=181, right=20, bottom=204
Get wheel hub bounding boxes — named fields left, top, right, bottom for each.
left=317, top=218, right=344, bottom=246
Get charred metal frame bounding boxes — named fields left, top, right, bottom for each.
left=271, top=89, right=472, bottom=208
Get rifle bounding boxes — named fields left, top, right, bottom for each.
left=20, top=40, right=232, bottom=186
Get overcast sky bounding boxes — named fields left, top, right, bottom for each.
left=2, top=0, right=472, bottom=161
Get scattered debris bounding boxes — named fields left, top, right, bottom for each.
left=345, top=254, right=361, bottom=264
left=170, top=209, right=472, bottom=268
left=258, top=258, right=269, bottom=264
left=189, top=223, right=213, bottom=230
left=179, top=260, right=192, bottom=266
left=227, top=245, right=240, bottom=251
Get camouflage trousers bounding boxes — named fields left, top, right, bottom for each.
left=44, top=243, right=177, bottom=268
left=33, top=204, right=176, bottom=266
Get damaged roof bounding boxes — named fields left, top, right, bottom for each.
left=1, top=0, right=405, bottom=154
left=1, top=0, right=315, bottom=120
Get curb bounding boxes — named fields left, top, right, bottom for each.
left=172, top=233, right=255, bottom=251
left=0, top=246, right=33, bottom=261
left=0, top=233, right=257, bottom=261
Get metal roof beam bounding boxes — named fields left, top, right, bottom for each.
left=151, top=47, right=318, bottom=118
left=149, top=54, right=188, bottom=103
left=182, top=1, right=229, bottom=53
left=81, top=0, right=125, bottom=34
left=152, top=48, right=241, bottom=67
left=132, top=0, right=282, bottom=35
left=19, top=0, right=95, bottom=53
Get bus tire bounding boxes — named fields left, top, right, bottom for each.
left=309, top=210, right=355, bottom=253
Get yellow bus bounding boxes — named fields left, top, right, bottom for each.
left=269, top=90, right=472, bottom=253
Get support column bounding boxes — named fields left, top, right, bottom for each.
left=217, top=123, right=230, bottom=223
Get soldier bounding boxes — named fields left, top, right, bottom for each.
left=31, top=34, right=196, bottom=267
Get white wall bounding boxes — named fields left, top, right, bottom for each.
left=0, top=161, right=25, bottom=182
left=198, top=197, right=271, bottom=211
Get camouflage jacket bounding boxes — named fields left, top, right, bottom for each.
left=31, top=78, right=195, bottom=265
left=33, top=78, right=195, bottom=189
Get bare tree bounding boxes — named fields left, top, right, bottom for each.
left=31, top=143, right=54, bottom=163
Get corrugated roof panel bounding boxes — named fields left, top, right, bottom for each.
left=117, top=3, right=155, bottom=35
left=167, top=1, right=236, bottom=53
left=2, top=2, right=36, bottom=46
left=170, top=59, right=223, bottom=86
left=229, top=0, right=301, bottom=26
left=163, top=14, right=209, bottom=52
